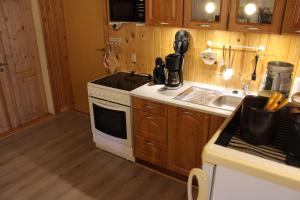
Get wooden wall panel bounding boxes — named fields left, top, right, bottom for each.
left=108, top=25, right=300, bottom=93
left=39, top=0, right=73, bottom=113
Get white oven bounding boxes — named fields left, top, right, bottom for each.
left=88, top=96, right=134, bottom=161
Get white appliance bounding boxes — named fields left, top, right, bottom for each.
left=87, top=72, right=151, bottom=161
left=188, top=164, right=300, bottom=200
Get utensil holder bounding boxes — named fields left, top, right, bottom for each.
left=240, top=96, right=277, bottom=145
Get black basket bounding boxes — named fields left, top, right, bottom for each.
left=240, top=96, right=277, bottom=145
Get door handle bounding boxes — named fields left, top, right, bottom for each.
left=187, top=168, right=209, bottom=200
left=0, top=63, right=8, bottom=72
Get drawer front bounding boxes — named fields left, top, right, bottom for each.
left=132, top=97, right=167, bottom=116
left=134, top=109, right=167, bottom=144
left=134, top=135, right=166, bottom=167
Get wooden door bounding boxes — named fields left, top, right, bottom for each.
left=146, top=0, right=183, bottom=27
left=61, top=0, right=108, bottom=113
left=167, top=106, right=209, bottom=176
left=0, top=0, right=47, bottom=124
left=282, top=0, right=300, bottom=34
left=228, top=0, right=286, bottom=33
left=184, top=0, right=229, bottom=30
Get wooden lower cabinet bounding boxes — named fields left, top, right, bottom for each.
left=167, top=106, right=209, bottom=176
left=134, top=135, right=167, bottom=167
left=209, top=115, right=226, bottom=139
left=133, top=97, right=224, bottom=177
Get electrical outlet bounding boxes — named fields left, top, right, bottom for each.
left=131, top=53, right=136, bottom=64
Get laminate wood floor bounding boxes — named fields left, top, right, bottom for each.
left=0, top=111, right=190, bottom=200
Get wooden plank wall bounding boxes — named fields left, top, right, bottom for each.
left=39, top=0, right=73, bottom=113
left=108, top=25, right=300, bottom=92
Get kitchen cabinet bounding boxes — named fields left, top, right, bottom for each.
left=282, top=0, right=300, bottom=34
left=134, top=109, right=167, bottom=144
left=133, top=97, right=228, bottom=177
left=167, top=106, right=209, bottom=176
left=209, top=115, right=226, bottom=139
left=146, top=0, right=183, bottom=27
left=184, top=0, right=229, bottom=30
left=133, top=98, right=167, bottom=167
left=228, top=0, right=286, bottom=33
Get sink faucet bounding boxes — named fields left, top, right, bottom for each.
left=242, top=84, right=249, bottom=95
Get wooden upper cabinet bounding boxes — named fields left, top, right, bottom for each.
left=167, top=106, right=209, bottom=176
left=184, top=0, right=229, bottom=30
left=282, top=0, right=300, bottom=34
left=146, top=0, right=183, bottom=27
left=228, top=0, right=286, bottom=33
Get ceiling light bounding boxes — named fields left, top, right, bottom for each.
left=244, top=3, right=257, bottom=16
left=205, top=2, right=216, bottom=14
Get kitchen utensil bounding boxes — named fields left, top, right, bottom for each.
left=223, top=45, right=234, bottom=80
left=241, top=96, right=277, bottom=145
left=260, top=61, right=294, bottom=98
left=251, top=53, right=259, bottom=81
left=200, top=47, right=217, bottom=65
left=173, top=30, right=189, bottom=55
left=219, top=45, right=225, bottom=66
left=153, top=57, right=165, bottom=84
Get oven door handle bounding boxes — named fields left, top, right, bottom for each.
left=92, top=100, right=128, bottom=112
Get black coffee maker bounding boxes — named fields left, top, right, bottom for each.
left=165, top=30, right=189, bottom=89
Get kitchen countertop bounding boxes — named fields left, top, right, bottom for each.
left=130, top=81, right=245, bottom=117
left=202, top=105, right=300, bottom=191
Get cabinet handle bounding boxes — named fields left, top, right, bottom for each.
left=248, top=27, right=260, bottom=31
left=145, top=115, right=153, bottom=120
left=144, top=105, right=153, bottom=109
left=295, top=30, right=300, bottom=33
left=160, top=22, right=169, bottom=25
left=197, top=24, right=210, bottom=28
left=183, top=111, right=194, bottom=115
left=145, top=141, right=155, bottom=146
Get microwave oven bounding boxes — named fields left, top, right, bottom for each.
left=108, top=0, right=145, bottom=23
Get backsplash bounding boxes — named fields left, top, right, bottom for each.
left=108, top=24, right=300, bottom=92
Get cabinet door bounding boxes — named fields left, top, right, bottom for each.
left=228, top=0, right=286, bottom=33
left=134, top=109, right=167, bottom=144
left=209, top=115, right=226, bottom=139
left=146, top=0, right=183, bottom=27
left=167, top=106, right=209, bottom=176
left=282, top=0, right=300, bottom=34
left=184, top=0, right=229, bottom=30
left=135, top=135, right=167, bottom=167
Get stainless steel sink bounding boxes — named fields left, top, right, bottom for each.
left=174, top=86, right=243, bottom=111
left=212, top=95, right=243, bottom=111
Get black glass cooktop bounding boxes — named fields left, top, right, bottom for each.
left=91, top=72, right=152, bottom=91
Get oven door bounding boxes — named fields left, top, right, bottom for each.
left=88, top=97, right=132, bottom=147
